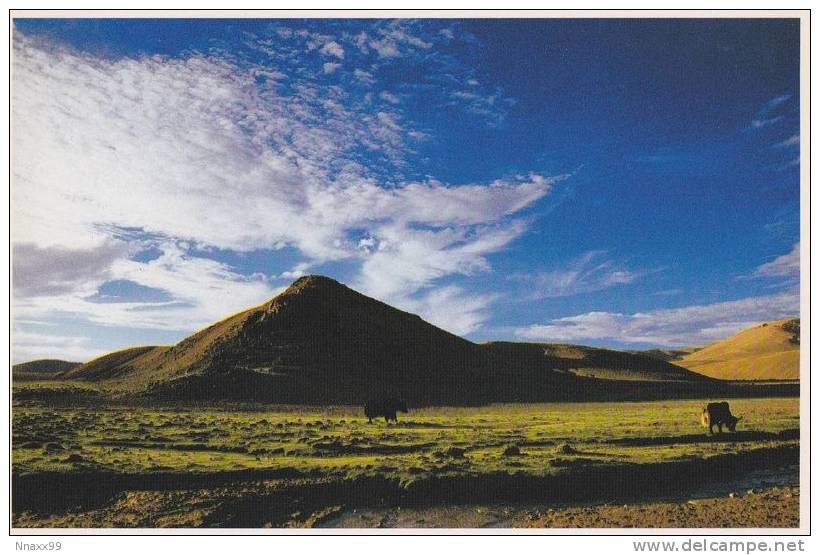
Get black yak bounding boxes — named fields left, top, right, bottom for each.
left=701, top=401, right=742, bottom=434
left=364, top=398, right=408, bottom=423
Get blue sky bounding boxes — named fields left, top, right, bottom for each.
left=11, top=18, right=801, bottom=362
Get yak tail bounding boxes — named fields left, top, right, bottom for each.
left=701, top=410, right=710, bottom=427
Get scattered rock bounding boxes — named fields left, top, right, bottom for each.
left=502, top=445, right=522, bottom=457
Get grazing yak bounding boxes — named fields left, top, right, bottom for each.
left=701, top=401, right=742, bottom=434
left=364, top=398, right=408, bottom=423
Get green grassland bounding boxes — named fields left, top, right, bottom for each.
left=11, top=397, right=799, bottom=527
left=13, top=398, right=798, bottom=479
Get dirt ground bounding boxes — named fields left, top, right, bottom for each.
left=322, top=465, right=800, bottom=529
left=518, top=486, right=799, bottom=528
left=319, top=485, right=799, bottom=529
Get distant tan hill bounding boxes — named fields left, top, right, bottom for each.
left=637, top=347, right=700, bottom=363
left=678, top=319, right=800, bottom=381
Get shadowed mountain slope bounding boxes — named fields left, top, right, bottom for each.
left=480, top=342, right=714, bottom=382
left=678, top=319, right=800, bottom=381
left=12, top=359, right=80, bottom=380
left=61, top=275, right=722, bottom=404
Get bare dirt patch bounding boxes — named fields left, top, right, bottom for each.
left=517, top=486, right=799, bottom=528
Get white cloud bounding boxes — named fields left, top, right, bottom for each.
left=14, top=243, right=280, bottom=333
left=11, top=32, right=558, bottom=349
left=13, top=241, right=127, bottom=297
left=279, top=262, right=311, bottom=280
left=13, top=35, right=553, bottom=256
left=319, top=40, right=345, bottom=59
left=515, top=291, right=799, bottom=347
left=263, top=21, right=513, bottom=126
left=379, top=91, right=400, bottom=104
left=763, top=93, right=791, bottom=111
left=353, top=68, right=375, bottom=84
left=511, top=250, right=647, bottom=299
left=369, top=39, right=400, bottom=58
left=366, top=24, right=432, bottom=59
left=751, top=243, right=800, bottom=280
left=356, top=220, right=529, bottom=301
left=774, top=134, right=800, bottom=148
left=397, top=286, right=497, bottom=336
left=751, top=116, right=783, bottom=129
left=439, top=28, right=455, bottom=40
left=750, top=93, right=791, bottom=129
left=322, top=61, right=342, bottom=74
left=12, top=329, right=102, bottom=364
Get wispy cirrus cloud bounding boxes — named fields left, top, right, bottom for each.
left=247, top=20, right=513, bottom=130
left=11, top=27, right=555, bottom=352
left=751, top=116, right=784, bottom=129
left=747, top=242, right=800, bottom=286
left=515, top=291, right=799, bottom=347
left=750, top=93, right=791, bottom=129
left=517, top=245, right=802, bottom=347
left=510, top=250, right=649, bottom=299
left=773, top=134, right=800, bottom=148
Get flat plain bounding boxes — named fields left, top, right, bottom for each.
left=12, top=395, right=799, bottom=528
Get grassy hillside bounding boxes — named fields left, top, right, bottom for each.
left=12, top=359, right=80, bottom=381
left=62, top=346, right=170, bottom=381
left=679, top=319, right=800, bottom=380
left=480, top=342, right=710, bottom=382
left=638, top=348, right=699, bottom=362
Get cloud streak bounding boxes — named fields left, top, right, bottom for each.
left=749, top=243, right=800, bottom=283
left=515, top=291, right=799, bottom=347
left=750, top=93, right=791, bottom=130
left=510, top=250, right=649, bottom=299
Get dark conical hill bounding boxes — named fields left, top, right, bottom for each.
left=66, top=276, right=491, bottom=403
left=62, top=275, right=722, bottom=404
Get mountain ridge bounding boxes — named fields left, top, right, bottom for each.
left=48, top=275, right=721, bottom=404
